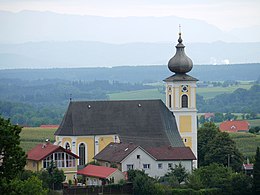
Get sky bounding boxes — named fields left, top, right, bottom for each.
left=0, top=0, right=260, bottom=31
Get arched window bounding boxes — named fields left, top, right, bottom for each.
left=182, top=95, right=188, bottom=108
left=65, top=142, right=70, bottom=150
left=169, top=94, right=172, bottom=108
left=79, top=143, right=85, bottom=165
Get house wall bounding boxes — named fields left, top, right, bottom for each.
left=121, top=147, right=193, bottom=178
left=109, top=170, right=125, bottom=184
left=56, top=134, right=119, bottom=165
left=25, top=159, right=40, bottom=172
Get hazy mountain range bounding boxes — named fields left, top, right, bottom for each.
left=0, top=10, right=260, bottom=68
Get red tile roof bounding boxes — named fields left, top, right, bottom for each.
left=219, top=120, right=249, bottom=132
left=27, top=143, right=79, bottom=161
left=146, top=146, right=196, bottom=160
left=243, top=163, right=253, bottom=170
left=77, top=165, right=118, bottom=179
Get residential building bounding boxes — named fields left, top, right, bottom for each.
left=219, top=120, right=250, bottom=132
left=94, top=142, right=196, bottom=178
left=26, top=141, right=79, bottom=181
left=77, top=164, right=125, bottom=186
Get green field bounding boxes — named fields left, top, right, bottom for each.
left=197, top=83, right=252, bottom=99
left=229, top=132, right=260, bottom=157
left=109, top=83, right=253, bottom=101
left=20, top=127, right=57, bottom=152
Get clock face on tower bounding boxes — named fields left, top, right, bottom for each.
left=181, top=85, right=189, bottom=93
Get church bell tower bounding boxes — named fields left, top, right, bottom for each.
left=164, top=30, right=198, bottom=167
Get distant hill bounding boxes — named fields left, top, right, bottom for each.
left=0, top=41, right=260, bottom=69
left=0, top=64, right=259, bottom=82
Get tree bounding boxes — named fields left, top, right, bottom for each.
left=0, top=117, right=26, bottom=181
left=161, top=163, right=188, bottom=185
left=254, top=147, right=260, bottom=194
left=204, top=132, right=243, bottom=171
left=198, top=122, right=243, bottom=171
left=198, top=122, right=219, bottom=166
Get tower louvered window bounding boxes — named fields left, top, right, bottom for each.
left=79, top=143, right=85, bottom=165
left=182, top=95, right=188, bottom=108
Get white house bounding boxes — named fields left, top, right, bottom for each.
left=94, top=142, right=196, bottom=178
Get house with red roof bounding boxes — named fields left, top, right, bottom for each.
left=94, top=142, right=196, bottom=178
left=219, top=120, right=250, bottom=132
left=26, top=141, right=79, bottom=181
left=77, top=164, right=125, bottom=186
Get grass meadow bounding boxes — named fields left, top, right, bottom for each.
left=109, top=83, right=253, bottom=101
left=229, top=132, right=260, bottom=157
left=20, top=127, right=57, bottom=152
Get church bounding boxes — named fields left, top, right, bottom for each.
left=54, top=31, right=198, bottom=169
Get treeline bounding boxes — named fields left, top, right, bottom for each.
left=0, top=79, right=152, bottom=105
left=0, top=79, right=153, bottom=126
left=197, top=85, right=260, bottom=113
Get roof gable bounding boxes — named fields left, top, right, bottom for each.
left=55, top=100, right=184, bottom=148
left=27, top=143, right=79, bottom=161
left=77, top=165, right=119, bottom=179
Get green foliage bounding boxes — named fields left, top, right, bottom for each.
left=37, top=166, right=65, bottom=190
left=253, top=147, right=260, bottom=194
left=161, top=163, right=188, bottom=186
left=0, top=117, right=26, bottom=181
left=0, top=176, right=47, bottom=195
left=249, top=126, right=260, bottom=134
left=187, top=163, right=253, bottom=195
left=198, top=122, right=243, bottom=171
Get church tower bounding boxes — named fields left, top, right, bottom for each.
left=164, top=30, right=198, bottom=168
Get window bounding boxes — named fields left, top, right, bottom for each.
left=143, top=164, right=150, bottom=169
left=184, top=138, right=187, bottom=143
left=55, top=152, right=65, bottom=167
left=79, top=143, right=86, bottom=166
left=169, top=94, right=172, bottom=108
left=105, top=162, right=109, bottom=167
left=137, top=155, right=140, bottom=159
left=182, top=94, right=188, bottom=108
left=66, top=153, right=76, bottom=167
left=168, top=163, right=173, bottom=169
left=65, top=142, right=70, bottom=150
left=126, top=164, right=134, bottom=171
left=158, top=163, right=163, bottom=169
left=43, top=154, right=53, bottom=168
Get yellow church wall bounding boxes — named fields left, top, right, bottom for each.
left=99, top=136, right=114, bottom=151
left=179, top=116, right=192, bottom=133
left=61, top=137, right=72, bottom=147
left=183, top=137, right=192, bottom=148
left=76, top=137, right=95, bottom=163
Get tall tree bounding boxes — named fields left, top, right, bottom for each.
left=254, top=147, right=260, bottom=194
left=198, top=122, right=243, bottom=171
left=198, top=122, right=219, bottom=166
left=0, top=116, right=26, bottom=181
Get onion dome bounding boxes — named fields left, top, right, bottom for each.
left=168, top=32, right=193, bottom=74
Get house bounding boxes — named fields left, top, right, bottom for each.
left=242, top=163, right=253, bottom=176
left=26, top=141, right=79, bottom=181
left=77, top=164, right=125, bottom=186
left=94, top=142, right=196, bottom=178
left=219, top=120, right=250, bottom=132
left=54, top=99, right=184, bottom=167
left=204, top=113, right=215, bottom=121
